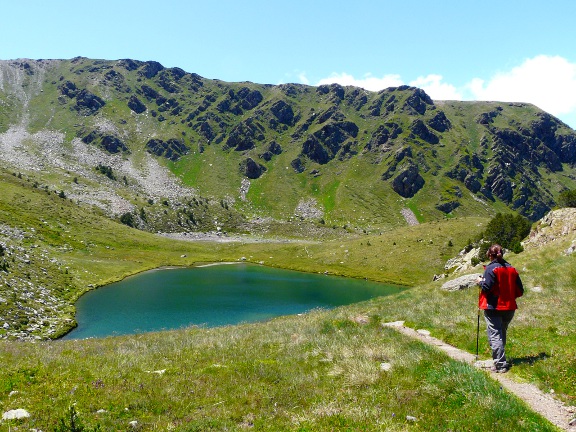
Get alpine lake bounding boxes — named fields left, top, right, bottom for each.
left=62, top=263, right=402, bottom=339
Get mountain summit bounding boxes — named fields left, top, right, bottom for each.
left=1, top=58, right=576, bottom=234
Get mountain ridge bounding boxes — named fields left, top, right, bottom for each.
left=2, top=57, right=576, bottom=236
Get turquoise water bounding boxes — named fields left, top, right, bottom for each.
left=62, top=263, right=401, bottom=339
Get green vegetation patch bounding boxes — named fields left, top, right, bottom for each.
left=0, top=309, right=557, bottom=431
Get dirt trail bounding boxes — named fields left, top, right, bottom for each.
left=383, top=321, right=576, bottom=431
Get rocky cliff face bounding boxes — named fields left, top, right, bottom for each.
left=523, top=208, right=576, bottom=252
left=1, top=58, right=576, bottom=230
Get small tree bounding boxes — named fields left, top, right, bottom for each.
left=482, top=212, right=531, bottom=254
left=120, top=212, right=136, bottom=228
left=558, top=189, right=576, bottom=208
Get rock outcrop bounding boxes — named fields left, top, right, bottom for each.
left=240, top=157, right=267, bottom=179
left=146, top=138, right=189, bottom=160
left=392, top=164, right=425, bottom=198
left=301, top=121, right=359, bottom=164
left=523, top=208, right=576, bottom=250
left=128, top=95, right=147, bottom=114
left=82, top=131, right=129, bottom=154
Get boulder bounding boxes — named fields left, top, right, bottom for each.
left=441, top=274, right=481, bottom=291
left=391, top=164, right=425, bottom=198
left=291, top=157, right=305, bottom=173
left=436, top=200, right=460, bottom=213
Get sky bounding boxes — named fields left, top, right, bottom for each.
left=2, top=0, right=576, bottom=128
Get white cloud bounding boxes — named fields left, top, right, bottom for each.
left=297, top=72, right=310, bottom=85
left=314, top=72, right=461, bottom=100
left=313, top=56, right=576, bottom=129
left=465, top=55, right=576, bottom=124
left=316, top=72, right=403, bottom=91
left=409, top=74, right=463, bottom=100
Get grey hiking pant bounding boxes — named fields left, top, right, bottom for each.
left=484, top=309, right=515, bottom=370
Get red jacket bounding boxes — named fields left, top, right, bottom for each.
left=479, top=260, right=524, bottom=310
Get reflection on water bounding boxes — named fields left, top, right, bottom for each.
left=62, top=263, right=401, bottom=339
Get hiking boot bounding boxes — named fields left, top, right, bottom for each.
left=490, top=366, right=509, bottom=373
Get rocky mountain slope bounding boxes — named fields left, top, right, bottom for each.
left=1, top=58, right=576, bottom=235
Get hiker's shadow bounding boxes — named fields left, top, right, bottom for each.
left=511, top=352, right=549, bottom=366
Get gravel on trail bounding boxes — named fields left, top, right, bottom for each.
left=383, top=321, right=576, bottom=431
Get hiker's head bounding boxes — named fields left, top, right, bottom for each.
left=486, top=244, right=504, bottom=262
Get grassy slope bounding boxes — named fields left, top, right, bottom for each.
left=1, top=166, right=574, bottom=430
left=0, top=308, right=559, bottom=431
left=19, top=58, right=575, bottom=229
left=2, top=59, right=576, bottom=430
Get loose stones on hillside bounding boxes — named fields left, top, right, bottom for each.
left=294, top=199, right=323, bottom=220
left=2, top=408, right=31, bottom=420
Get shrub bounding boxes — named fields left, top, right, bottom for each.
left=54, top=405, right=101, bottom=432
left=119, top=212, right=136, bottom=227
left=558, top=189, right=576, bottom=208
left=95, top=164, right=115, bottom=180
left=482, top=213, right=531, bottom=254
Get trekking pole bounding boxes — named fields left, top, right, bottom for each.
left=476, top=274, right=484, bottom=361
left=475, top=307, right=480, bottom=361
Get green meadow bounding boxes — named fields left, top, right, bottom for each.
left=1, top=168, right=575, bottom=430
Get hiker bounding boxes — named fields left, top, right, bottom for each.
left=476, top=244, right=524, bottom=373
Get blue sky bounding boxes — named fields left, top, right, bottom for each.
left=2, top=0, right=576, bottom=127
